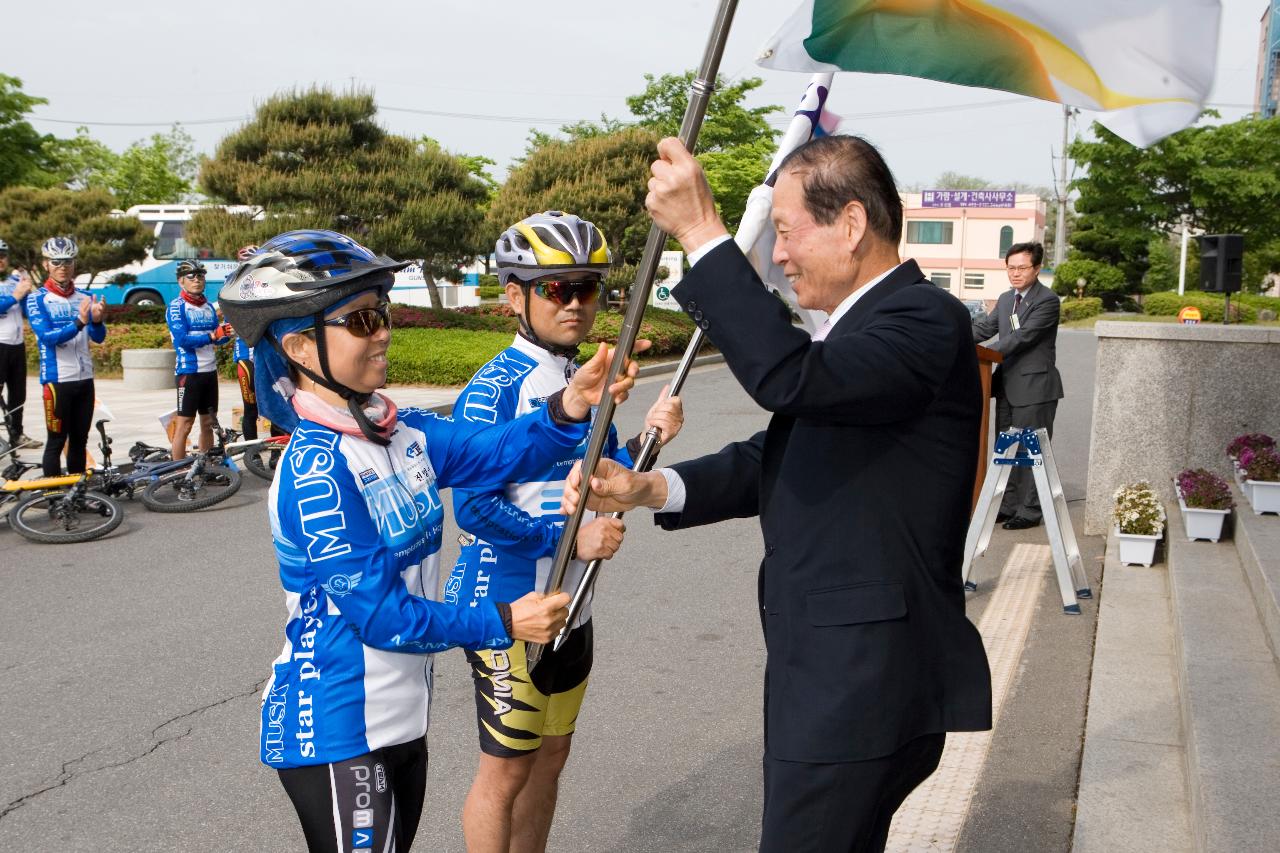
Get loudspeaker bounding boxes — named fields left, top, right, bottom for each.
left=1197, top=234, right=1244, bottom=294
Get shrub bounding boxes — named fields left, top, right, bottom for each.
left=1175, top=468, right=1234, bottom=510
left=386, top=329, right=518, bottom=387
left=1112, top=481, right=1165, bottom=536
left=1142, top=291, right=1258, bottom=323
left=1060, top=297, right=1103, bottom=323
left=1052, top=258, right=1128, bottom=305
left=1226, top=433, right=1275, bottom=460
left=1240, top=447, right=1280, bottom=483
left=478, top=285, right=503, bottom=300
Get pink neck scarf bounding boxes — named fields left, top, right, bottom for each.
left=291, top=389, right=398, bottom=440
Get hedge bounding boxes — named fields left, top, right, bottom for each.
left=1060, top=297, right=1103, bottom=323
left=23, top=306, right=698, bottom=382
left=1142, top=291, right=1258, bottom=323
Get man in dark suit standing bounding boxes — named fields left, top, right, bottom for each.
left=561, top=135, right=992, bottom=852
left=971, top=242, right=1064, bottom=529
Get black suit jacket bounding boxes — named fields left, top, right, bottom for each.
left=971, top=280, right=1064, bottom=407
left=656, top=244, right=992, bottom=763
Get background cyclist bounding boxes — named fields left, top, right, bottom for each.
left=25, top=237, right=105, bottom=476
left=0, top=239, right=38, bottom=449
left=453, top=211, right=683, bottom=853
left=166, top=258, right=231, bottom=460
left=232, top=244, right=262, bottom=441
left=218, top=229, right=644, bottom=853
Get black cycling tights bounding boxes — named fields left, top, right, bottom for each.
left=42, top=378, right=95, bottom=476
left=277, top=738, right=428, bottom=853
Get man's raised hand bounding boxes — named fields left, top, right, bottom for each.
left=646, top=136, right=729, bottom=255
left=562, top=340, right=651, bottom=420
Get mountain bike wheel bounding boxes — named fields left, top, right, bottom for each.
left=140, top=463, right=242, bottom=513
left=243, top=443, right=283, bottom=481
left=9, top=489, right=125, bottom=544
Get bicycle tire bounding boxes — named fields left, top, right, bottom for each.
left=140, top=463, right=242, bottom=513
left=243, top=444, right=283, bottom=481
left=9, top=489, right=125, bottom=544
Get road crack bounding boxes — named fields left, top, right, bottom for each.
left=0, top=677, right=267, bottom=821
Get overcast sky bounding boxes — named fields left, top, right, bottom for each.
left=6, top=0, right=1266, bottom=191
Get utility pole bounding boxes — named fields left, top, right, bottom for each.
left=1178, top=217, right=1190, bottom=295
left=1053, top=104, right=1072, bottom=268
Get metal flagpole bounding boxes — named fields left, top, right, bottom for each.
left=526, top=0, right=741, bottom=670
left=547, top=73, right=837, bottom=654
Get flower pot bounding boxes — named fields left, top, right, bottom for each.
left=1245, top=479, right=1280, bottom=515
left=1175, top=492, right=1229, bottom=542
left=1115, top=527, right=1161, bottom=567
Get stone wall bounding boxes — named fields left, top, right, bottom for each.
left=1084, top=321, right=1280, bottom=534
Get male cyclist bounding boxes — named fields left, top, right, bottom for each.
left=166, top=259, right=231, bottom=460
left=25, top=237, right=106, bottom=476
left=232, top=245, right=262, bottom=441
left=452, top=211, right=683, bottom=853
left=0, top=239, right=38, bottom=448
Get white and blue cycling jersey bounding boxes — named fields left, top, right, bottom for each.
left=0, top=272, right=26, bottom=345
left=25, top=288, right=106, bottom=383
left=260, top=402, right=589, bottom=768
left=446, top=335, right=634, bottom=628
left=166, top=295, right=222, bottom=374
left=233, top=335, right=251, bottom=362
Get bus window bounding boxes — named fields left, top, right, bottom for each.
left=154, top=221, right=210, bottom=260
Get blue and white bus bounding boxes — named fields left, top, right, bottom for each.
left=82, top=204, right=483, bottom=308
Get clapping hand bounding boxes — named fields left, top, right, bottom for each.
left=13, top=271, right=33, bottom=300
left=562, top=340, right=650, bottom=420
left=88, top=295, right=104, bottom=323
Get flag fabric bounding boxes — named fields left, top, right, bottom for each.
left=736, top=74, right=838, bottom=335
left=757, top=0, right=1222, bottom=147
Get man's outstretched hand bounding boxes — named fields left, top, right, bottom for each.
left=562, top=457, right=668, bottom=516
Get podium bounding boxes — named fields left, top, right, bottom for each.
left=974, top=345, right=1003, bottom=511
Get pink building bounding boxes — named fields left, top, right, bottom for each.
left=898, top=190, right=1047, bottom=304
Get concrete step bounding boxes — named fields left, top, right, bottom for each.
left=1073, top=532, right=1192, bottom=853
left=1168, top=522, right=1280, bottom=851
left=1232, top=482, right=1280, bottom=659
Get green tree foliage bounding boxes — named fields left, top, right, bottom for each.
left=0, top=186, right=151, bottom=281
left=37, top=127, right=119, bottom=191
left=0, top=75, right=54, bottom=189
left=1051, top=257, right=1127, bottom=305
left=487, top=127, right=661, bottom=267
left=524, top=72, right=782, bottom=234
left=1070, top=115, right=1280, bottom=292
left=192, top=88, right=489, bottom=306
left=107, top=127, right=199, bottom=207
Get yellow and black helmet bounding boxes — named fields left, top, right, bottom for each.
left=495, top=211, right=611, bottom=285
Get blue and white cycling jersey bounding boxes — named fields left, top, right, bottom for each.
left=260, top=402, right=589, bottom=768
left=0, top=272, right=26, bottom=345
left=25, top=288, right=106, bottom=383
left=447, top=336, right=634, bottom=628
left=166, top=296, right=221, bottom=374
left=233, top=335, right=251, bottom=362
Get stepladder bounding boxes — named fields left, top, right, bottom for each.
left=963, top=427, right=1091, bottom=613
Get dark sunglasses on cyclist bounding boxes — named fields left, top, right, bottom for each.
left=48, top=259, right=75, bottom=267
left=531, top=279, right=600, bottom=305
left=182, top=271, right=207, bottom=279
left=323, top=301, right=392, bottom=337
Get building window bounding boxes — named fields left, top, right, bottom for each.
left=906, top=221, right=954, bottom=244
left=930, top=273, right=952, bottom=289
left=999, top=225, right=1014, bottom=258
left=964, top=273, right=985, bottom=289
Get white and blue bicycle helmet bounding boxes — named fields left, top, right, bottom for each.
left=42, top=236, right=78, bottom=259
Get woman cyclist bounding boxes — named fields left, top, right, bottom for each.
left=218, top=229, right=636, bottom=852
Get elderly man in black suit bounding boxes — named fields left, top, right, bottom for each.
left=561, top=135, right=992, bottom=852
left=971, top=242, right=1064, bottom=530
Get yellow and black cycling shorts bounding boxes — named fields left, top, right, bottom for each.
left=465, top=620, right=593, bottom=757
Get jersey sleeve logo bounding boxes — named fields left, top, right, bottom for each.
left=320, top=572, right=362, bottom=597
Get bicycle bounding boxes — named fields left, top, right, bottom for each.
left=3, top=460, right=125, bottom=545
left=241, top=433, right=290, bottom=481
left=89, top=419, right=243, bottom=513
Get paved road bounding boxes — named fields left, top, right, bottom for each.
left=0, top=331, right=1102, bottom=852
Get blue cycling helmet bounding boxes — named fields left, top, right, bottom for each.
left=42, top=236, right=78, bottom=260
left=218, top=229, right=410, bottom=446
left=218, top=229, right=409, bottom=347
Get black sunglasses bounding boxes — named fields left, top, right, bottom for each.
left=182, top=271, right=207, bottom=279
left=531, top=279, right=600, bottom=305
left=323, top=302, right=392, bottom=338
